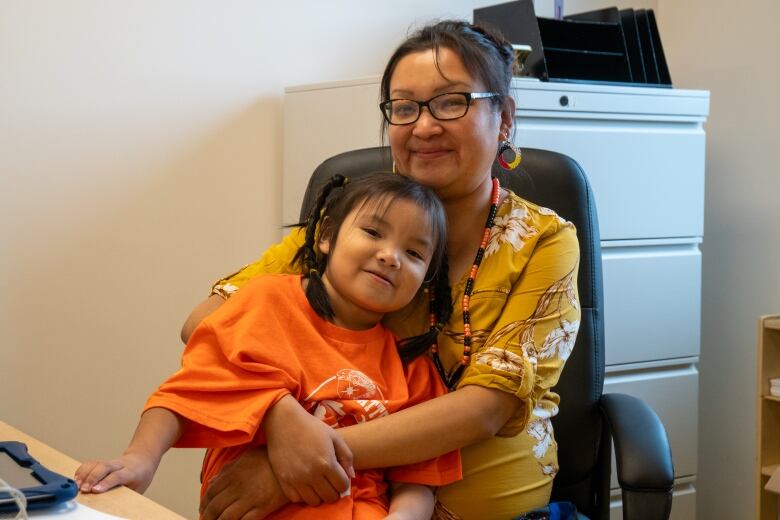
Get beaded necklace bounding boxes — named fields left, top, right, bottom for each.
left=431, top=176, right=501, bottom=390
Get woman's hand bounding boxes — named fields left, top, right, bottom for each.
left=74, top=451, right=158, bottom=494
left=200, top=447, right=288, bottom=520
left=264, top=395, right=354, bottom=506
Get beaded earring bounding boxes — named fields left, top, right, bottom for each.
left=497, top=132, right=522, bottom=170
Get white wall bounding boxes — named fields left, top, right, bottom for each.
left=0, top=2, right=502, bottom=517
left=656, top=2, right=780, bottom=518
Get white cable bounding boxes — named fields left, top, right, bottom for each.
left=0, top=477, right=27, bottom=520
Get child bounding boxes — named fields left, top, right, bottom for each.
left=75, top=173, right=461, bottom=520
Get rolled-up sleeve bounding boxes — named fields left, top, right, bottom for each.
left=457, top=221, right=580, bottom=436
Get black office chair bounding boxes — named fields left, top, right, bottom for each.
left=300, top=147, right=674, bottom=520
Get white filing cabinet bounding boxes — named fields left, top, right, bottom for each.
left=283, top=78, right=709, bottom=520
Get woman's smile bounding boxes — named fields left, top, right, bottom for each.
left=411, top=148, right=451, bottom=161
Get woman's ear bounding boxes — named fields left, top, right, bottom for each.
left=500, top=96, right=517, bottom=137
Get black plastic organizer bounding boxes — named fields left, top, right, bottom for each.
left=474, top=0, right=672, bottom=87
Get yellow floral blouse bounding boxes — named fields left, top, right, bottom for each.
left=211, top=191, right=580, bottom=520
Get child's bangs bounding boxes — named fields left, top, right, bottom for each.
left=354, top=192, right=438, bottom=239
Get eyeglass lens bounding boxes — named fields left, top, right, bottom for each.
left=385, top=93, right=470, bottom=124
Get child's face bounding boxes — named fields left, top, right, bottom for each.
left=318, top=197, right=435, bottom=330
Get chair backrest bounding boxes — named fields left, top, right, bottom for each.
left=300, top=147, right=607, bottom=517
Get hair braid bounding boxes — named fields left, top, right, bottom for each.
left=397, top=255, right=453, bottom=363
left=430, top=255, right=453, bottom=330
left=293, top=174, right=348, bottom=320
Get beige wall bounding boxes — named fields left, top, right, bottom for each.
left=6, top=1, right=773, bottom=519
left=656, top=1, right=780, bottom=518
left=0, top=2, right=501, bottom=517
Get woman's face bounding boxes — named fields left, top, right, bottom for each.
left=387, top=47, right=512, bottom=202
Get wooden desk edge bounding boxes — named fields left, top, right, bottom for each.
left=0, top=421, right=186, bottom=520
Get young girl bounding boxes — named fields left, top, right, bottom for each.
left=75, top=173, right=460, bottom=520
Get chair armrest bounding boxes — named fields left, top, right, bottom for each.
left=600, top=393, right=673, bottom=520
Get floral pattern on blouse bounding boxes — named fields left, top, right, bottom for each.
left=484, top=204, right=538, bottom=257
left=528, top=417, right=554, bottom=459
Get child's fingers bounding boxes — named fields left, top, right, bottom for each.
left=309, top=474, right=343, bottom=503
left=91, top=467, right=133, bottom=493
left=77, top=460, right=124, bottom=492
left=278, top=481, right=303, bottom=504
left=74, top=460, right=99, bottom=487
left=321, top=462, right=350, bottom=499
left=331, top=434, right=355, bottom=479
left=296, top=484, right=324, bottom=507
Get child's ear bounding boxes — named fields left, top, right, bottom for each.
left=317, top=217, right=333, bottom=255
left=318, top=236, right=331, bottom=255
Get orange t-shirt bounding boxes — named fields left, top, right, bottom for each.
left=145, top=274, right=461, bottom=519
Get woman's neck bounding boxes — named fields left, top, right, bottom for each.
left=442, top=175, right=498, bottom=284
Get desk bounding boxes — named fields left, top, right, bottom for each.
left=0, top=421, right=185, bottom=520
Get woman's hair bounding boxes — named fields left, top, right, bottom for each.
left=293, top=172, right=452, bottom=362
left=380, top=19, right=514, bottom=131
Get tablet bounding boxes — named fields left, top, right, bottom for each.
left=0, top=441, right=79, bottom=513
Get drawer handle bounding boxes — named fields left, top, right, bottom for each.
left=559, top=95, right=570, bottom=107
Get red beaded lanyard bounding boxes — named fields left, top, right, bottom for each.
left=431, top=176, right=501, bottom=390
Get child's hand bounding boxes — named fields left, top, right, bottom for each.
left=74, top=451, right=157, bottom=494
left=264, top=396, right=354, bottom=506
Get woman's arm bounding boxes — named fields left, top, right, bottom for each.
left=345, top=384, right=517, bottom=469
left=75, top=407, right=184, bottom=494
left=264, top=384, right=515, bottom=479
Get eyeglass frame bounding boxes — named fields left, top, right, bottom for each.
left=379, top=92, right=501, bottom=125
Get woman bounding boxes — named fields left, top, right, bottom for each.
left=185, top=20, right=580, bottom=520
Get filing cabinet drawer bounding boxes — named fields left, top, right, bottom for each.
left=515, top=117, right=705, bottom=240
left=512, top=80, right=710, bottom=117
left=604, top=365, right=698, bottom=484
left=602, top=242, right=701, bottom=365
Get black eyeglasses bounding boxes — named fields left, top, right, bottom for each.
left=379, top=92, right=500, bottom=125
